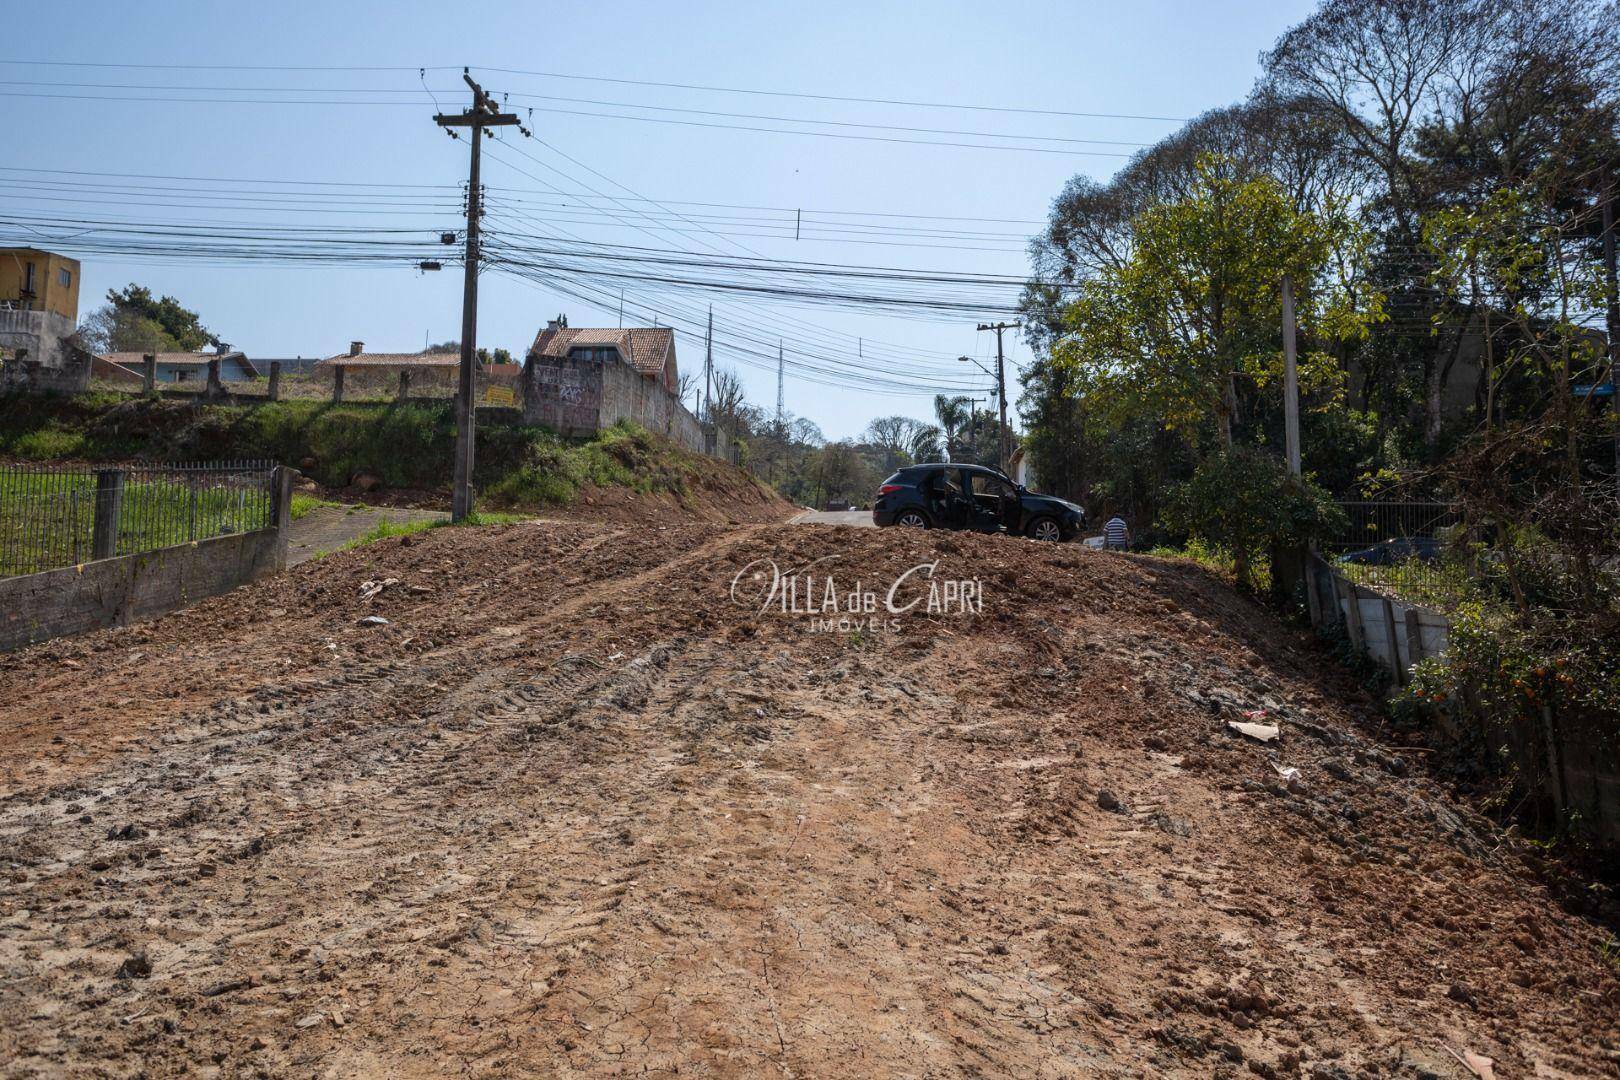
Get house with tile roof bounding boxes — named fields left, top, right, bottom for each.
left=97, top=345, right=257, bottom=384
left=522, top=316, right=708, bottom=453
left=527, top=321, right=679, bottom=394
left=313, top=342, right=523, bottom=402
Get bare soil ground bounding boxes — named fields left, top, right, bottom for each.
left=0, top=522, right=1615, bottom=1078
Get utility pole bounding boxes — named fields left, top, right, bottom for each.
left=1282, top=274, right=1301, bottom=477
left=703, top=305, right=714, bottom=425
left=436, top=69, right=518, bottom=523
left=976, top=322, right=1019, bottom=472
left=775, top=340, right=785, bottom=434
left=1602, top=184, right=1618, bottom=500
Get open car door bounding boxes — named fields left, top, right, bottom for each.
left=924, top=468, right=972, bottom=530
left=967, top=472, right=1018, bottom=533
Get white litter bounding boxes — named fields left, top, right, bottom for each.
left=1226, top=720, right=1280, bottom=743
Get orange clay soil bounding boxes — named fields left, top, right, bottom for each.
left=0, top=521, right=1614, bottom=1077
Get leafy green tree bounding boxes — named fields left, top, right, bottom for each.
left=1055, top=156, right=1377, bottom=449
left=78, top=284, right=216, bottom=353
left=1161, top=447, right=1346, bottom=592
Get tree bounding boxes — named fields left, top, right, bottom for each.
left=77, top=284, right=216, bottom=353
left=932, top=395, right=972, bottom=462
left=864, top=416, right=915, bottom=473
left=1161, top=447, right=1346, bottom=592
left=709, top=369, right=747, bottom=439
left=907, top=423, right=944, bottom=464
left=676, top=372, right=700, bottom=412
left=475, top=347, right=514, bottom=365
left=1056, top=155, right=1375, bottom=449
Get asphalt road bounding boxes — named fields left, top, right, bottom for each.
left=790, top=509, right=876, bottom=528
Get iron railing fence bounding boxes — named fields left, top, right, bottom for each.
left=1321, top=499, right=1461, bottom=588
left=0, top=460, right=276, bottom=578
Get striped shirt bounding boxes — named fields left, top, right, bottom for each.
left=1103, top=517, right=1129, bottom=548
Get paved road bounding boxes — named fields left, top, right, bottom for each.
left=790, top=509, right=875, bottom=528
left=287, top=504, right=449, bottom=565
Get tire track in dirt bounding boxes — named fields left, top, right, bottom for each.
left=1, top=521, right=1616, bottom=1077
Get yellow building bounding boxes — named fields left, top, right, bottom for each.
left=0, top=248, right=82, bottom=322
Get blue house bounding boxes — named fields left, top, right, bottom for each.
left=99, top=346, right=259, bottom=383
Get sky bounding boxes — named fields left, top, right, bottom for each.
left=4, top=0, right=1318, bottom=439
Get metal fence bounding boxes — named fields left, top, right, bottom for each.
left=0, top=460, right=277, bottom=578
left=1320, top=500, right=1460, bottom=588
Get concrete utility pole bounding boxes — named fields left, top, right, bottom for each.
left=436, top=69, right=519, bottom=523
left=976, top=322, right=1019, bottom=472
left=703, top=305, right=713, bottom=424
left=1282, top=274, right=1301, bottom=477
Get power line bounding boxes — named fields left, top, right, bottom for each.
left=0, top=87, right=1131, bottom=156
left=0, top=58, right=1191, bottom=121
left=0, top=79, right=1154, bottom=148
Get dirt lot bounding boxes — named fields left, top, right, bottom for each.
left=0, top=522, right=1615, bottom=1077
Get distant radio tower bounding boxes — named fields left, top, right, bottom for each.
left=775, top=340, right=785, bottom=431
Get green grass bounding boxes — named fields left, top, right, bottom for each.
left=289, top=492, right=336, bottom=521
left=0, top=470, right=271, bottom=576
left=339, top=516, right=438, bottom=551
left=332, top=510, right=528, bottom=555
left=483, top=421, right=695, bottom=509
left=1338, top=556, right=1477, bottom=610
left=1143, top=538, right=1273, bottom=593
left=10, top=427, right=87, bottom=460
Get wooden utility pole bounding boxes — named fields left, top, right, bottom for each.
left=1282, top=274, right=1301, bottom=476
left=976, top=322, right=1019, bottom=472
left=436, top=69, right=518, bottom=522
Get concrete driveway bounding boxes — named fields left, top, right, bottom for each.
left=288, top=504, right=448, bottom=565
left=790, top=509, right=876, bottom=528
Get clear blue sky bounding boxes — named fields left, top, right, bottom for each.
left=5, top=0, right=1315, bottom=439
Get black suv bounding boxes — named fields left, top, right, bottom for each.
left=871, top=463, right=1085, bottom=542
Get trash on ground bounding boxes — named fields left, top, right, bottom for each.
left=358, top=578, right=400, bottom=601
left=1226, top=719, right=1280, bottom=742
left=1445, top=1047, right=1495, bottom=1079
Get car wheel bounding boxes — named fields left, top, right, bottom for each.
left=896, top=510, right=929, bottom=529
left=1027, top=516, right=1062, bottom=542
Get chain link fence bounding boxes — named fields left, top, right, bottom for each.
left=0, top=461, right=277, bottom=578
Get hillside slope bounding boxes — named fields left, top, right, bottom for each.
left=0, top=523, right=1614, bottom=1077
left=0, top=392, right=791, bottom=523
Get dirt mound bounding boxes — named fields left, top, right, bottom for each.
left=0, top=523, right=1614, bottom=1077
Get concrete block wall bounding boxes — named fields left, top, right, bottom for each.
left=0, top=309, right=90, bottom=393
left=1306, top=554, right=1620, bottom=845
left=0, top=524, right=286, bottom=652
left=523, top=352, right=708, bottom=454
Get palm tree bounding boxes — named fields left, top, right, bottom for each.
left=933, top=395, right=973, bottom=462
left=907, top=423, right=944, bottom=464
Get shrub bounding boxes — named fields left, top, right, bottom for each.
left=1162, top=446, right=1345, bottom=592
left=10, top=427, right=87, bottom=460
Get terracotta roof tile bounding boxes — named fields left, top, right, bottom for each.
left=317, top=352, right=460, bottom=368
left=528, top=325, right=675, bottom=380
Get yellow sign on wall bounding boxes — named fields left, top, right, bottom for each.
left=483, top=385, right=516, bottom=407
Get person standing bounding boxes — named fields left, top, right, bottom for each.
left=1103, top=511, right=1130, bottom=551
